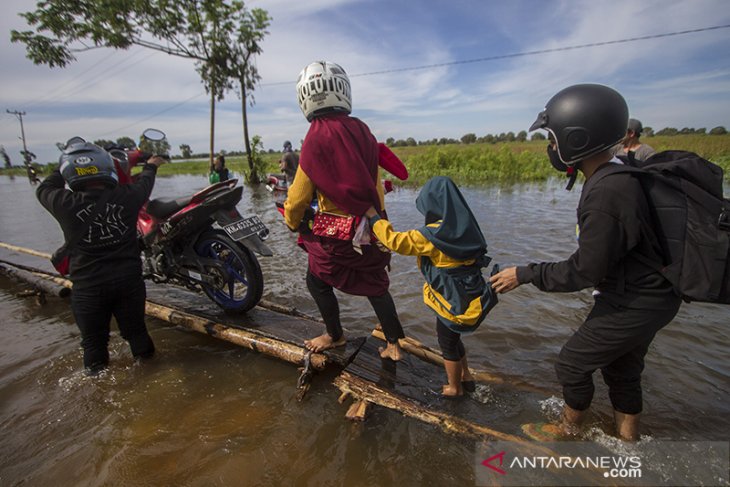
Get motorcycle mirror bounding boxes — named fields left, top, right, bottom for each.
left=141, top=128, right=166, bottom=142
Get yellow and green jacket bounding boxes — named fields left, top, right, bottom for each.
left=371, top=217, right=496, bottom=332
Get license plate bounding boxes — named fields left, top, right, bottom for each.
left=223, top=216, right=267, bottom=241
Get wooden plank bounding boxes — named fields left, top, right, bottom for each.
left=371, top=328, right=554, bottom=395
left=334, top=337, right=546, bottom=441
left=144, top=301, right=329, bottom=370
left=144, top=284, right=364, bottom=367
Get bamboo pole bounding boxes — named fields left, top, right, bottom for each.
left=144, top=301, right=328, bottom=370
left=371, top=328, right=504, bottom=384
left=31, top=271, right=72, bottom=289
left=0, top=242, right=51, bottom=259
left=371, top=327, right=554, bottom=395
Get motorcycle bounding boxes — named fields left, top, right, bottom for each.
left=108, top=129, right=273, bottom=314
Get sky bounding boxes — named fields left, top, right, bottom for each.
left=1, top=0, right=729, bottom=164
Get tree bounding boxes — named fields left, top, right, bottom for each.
left=710, top=126, right=727, bottom=135
left=530, top=132, right=546, bottom=141
left=643, top=126, right=654, bottom=137
left=656, top=127, right=678, bottom=136
left=219, top=5, right=271, bottom=183
left=180, top=144, right=193, bottom=159
left=405, top=137, right=417, bottom=147
left=386, top=137, right=395, bottom=146
left=460, top=133, right=477, bottom=144
left=139, top=137, right=171, bottom=156
left=116, top=136, right=136, bottom=148
left=0, top=146, right=11, bottom=168
left=93, top=139, right=115, bottom=149
left=516, top=130, right=528, bottom=142
left=12, top=0, right=270, bottom=176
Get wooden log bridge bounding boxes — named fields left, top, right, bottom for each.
left=0, top=241, right=360, bottom=373
left=0, top=241, right=553, bottom=441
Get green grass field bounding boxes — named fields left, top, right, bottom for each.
left=4, top=134, right=730, bottom=186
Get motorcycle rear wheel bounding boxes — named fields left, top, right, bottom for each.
left=194, top=230, right=264, bottom=314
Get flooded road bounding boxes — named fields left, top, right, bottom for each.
left=0, top=173, right=728, bottom=486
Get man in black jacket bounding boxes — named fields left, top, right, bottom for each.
left=37, top=141, right=166, bottom=374
left=490, top=84, right=681, bottom=441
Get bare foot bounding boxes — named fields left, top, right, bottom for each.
left=304, top=333, right=346, bottom=352
left=378, top=342, right=402, bottom=361
left=441, top=384, right=463, bottom=397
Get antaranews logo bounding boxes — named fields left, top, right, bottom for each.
left=477, top=441, right=729, bottom=487
left=481, top=451, right=506, bottom=475
left=478, top=446, right=643, bottom=486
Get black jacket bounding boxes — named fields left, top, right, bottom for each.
left=516, top=162, right=676, bottom=309
left=37, top=165, right=158, bottom=289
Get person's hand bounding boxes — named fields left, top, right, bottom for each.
left=365, top=206, right=378, bottom=218
left=147, top=155, right=167, bottom=167
left=489, top=266, right=521, bottom=294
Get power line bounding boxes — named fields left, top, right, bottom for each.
left=96, top=91, right=204, bottom=137
left=22, top=22, right=730, bottom=140
left=25, top=49, right=160, bottom=112
left=262, top=24, right=730, bottom=86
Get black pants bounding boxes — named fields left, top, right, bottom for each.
left=70, top=275, right=155, bottom=371
left=306, top=270, right=405, bottom=343
left=436, top=318, right=466, bottom=361
left=555, top=296, right=681, bottom=414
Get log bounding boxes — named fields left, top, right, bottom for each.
left=257, top=298, right=322, bottom=322
left=371, top=327, right=553, bottom=395
left=0, top=264, right=71, bottom=298
left=345, top=399, right=369, bottom=422
left=31, top=271, right=72, bottom=289
left=0, top=242, right=51, bottom=259
left=371, top=328, right=503, bottom=384
left=335, top=370, right=524, bottom=441
left=144, top=301, right=328, bottom=370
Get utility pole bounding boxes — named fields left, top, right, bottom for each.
left=7, top=109, right=39, bottom=184
left=6, top=109, right=30, bottom=166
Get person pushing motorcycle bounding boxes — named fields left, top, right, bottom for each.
left=37, top=140, right=166, bottom=374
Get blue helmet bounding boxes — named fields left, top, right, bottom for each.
left=59, top=139, right=118, bottom=191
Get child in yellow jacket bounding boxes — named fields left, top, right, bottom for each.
left=366, top=176, right=498, bottom=396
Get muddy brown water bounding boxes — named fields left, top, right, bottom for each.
left=0, top=174, right=727, bottom=486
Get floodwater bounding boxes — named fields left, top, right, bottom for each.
left=0, top=173, right=728, bottom=486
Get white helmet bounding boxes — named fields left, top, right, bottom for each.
left=296, top=61, right=352, bottom=122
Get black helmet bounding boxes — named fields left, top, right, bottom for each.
left=530, top=84, right=628, bottom=165
left=283, top=140, right=292, bottom=151
left=59, top=139, right=118, bottom=191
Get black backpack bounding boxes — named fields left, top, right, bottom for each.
left=587, top=151, right=730, bottom=304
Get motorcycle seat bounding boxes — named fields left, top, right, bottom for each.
left=147, top=196, right=193, bottom=219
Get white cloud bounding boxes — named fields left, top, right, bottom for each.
left=1, top=0, right=729, bottom=163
